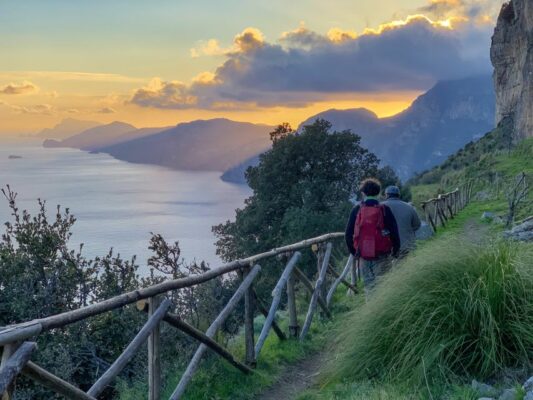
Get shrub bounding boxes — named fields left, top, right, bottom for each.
left=327, top=239, right=533, bottom=385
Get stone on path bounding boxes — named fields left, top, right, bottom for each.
left=472, top=380, right=499, bottom=398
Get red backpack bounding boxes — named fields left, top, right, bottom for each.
left=353, top=203, right=393, bottom=260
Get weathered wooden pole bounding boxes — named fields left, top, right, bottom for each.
left=148, top=296, right=161, bottom=400
left=292, top=267, right=331, bottom=318
left=88, top=299, right=171, bottom=398
left=138, top=304, right=253, bottom=374
left=300, top=242, right=332, bottom=340
left=0, top=324, right=42, bottom=348
left=315, top=245, right=327, bottom=311
left=1, top=342, right=20, bottom=400
left=286, top=272, right=298, bottom=338
left=349, top=255, right=358, bottom=296
left=436, top=199, right=447, bottom=227
left=255, top=252, right=301, bottom=357
left=433, top=201, right=440, bottom=228
left=170, top=265, right=261, bottom=400
left=23, top=362, right=97, bottom=400
left=327, top=255, right=354, bottom=306
left=0, top=342, right=36, bottom=397
left=250, top=290, right=286, bottom=340
left=422, top=203, right=436, bottom=232
left=446, top=195, right=454, bottom=218
left=243, top=266, right=256, bottom=367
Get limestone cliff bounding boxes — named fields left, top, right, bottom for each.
left=491, top=0, right=533, bottom=139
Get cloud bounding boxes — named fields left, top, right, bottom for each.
left=190, top=39, right=228, bottom=58
left=0, top=81, right=39, bottom=95
left=96, top=107, right=117, bottom=114
left=131, top=16, right=493, bottom=110
left=66, top=108, right=79, bottom=114
left=417, top=0, right=504, bottom=24
left=10, top=104, right=54, bottom=115
left=190, top=27, right=265, bottom=58
left=130, top=78, right=198, bottom=109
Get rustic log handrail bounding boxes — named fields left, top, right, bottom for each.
left=0, top=190, right=469, bottom=400
left=420, top=182, right=473, bottom=232
left=0, top=233, right=344, bottom=346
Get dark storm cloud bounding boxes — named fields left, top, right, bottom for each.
left=130, top=17, right=491, bottom=109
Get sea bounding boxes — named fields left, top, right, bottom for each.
left=0, top=138, right=251, bottom=274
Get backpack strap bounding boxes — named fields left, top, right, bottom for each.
left=376, top=204, right=387, bottom=229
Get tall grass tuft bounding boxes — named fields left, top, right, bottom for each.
left=327, top=239, right=533, bottom=384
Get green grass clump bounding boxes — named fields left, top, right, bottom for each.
left=327, top=238, right=533, bottom=385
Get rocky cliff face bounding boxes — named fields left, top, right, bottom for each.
left=491, top=0, right=533, bottom=139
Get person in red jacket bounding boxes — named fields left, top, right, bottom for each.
left=345, top=178, right=400, bottom=297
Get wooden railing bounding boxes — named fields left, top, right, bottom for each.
left=420, top=181, right=474, bottom=232
left=0, top=182, right=479, bottom=399
left=0, top=232, right=360, bottom=400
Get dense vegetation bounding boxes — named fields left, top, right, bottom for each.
left=328, top=239, right=533, bottom=384
left=0, top=187, right=239, bottom=399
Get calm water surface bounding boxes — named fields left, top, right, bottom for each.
left=0, top=139, right=251, bottom=274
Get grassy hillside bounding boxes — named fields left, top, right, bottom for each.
left=410, top=120, right=533, bottom=222
left=298, top=127, right=533, bottom=400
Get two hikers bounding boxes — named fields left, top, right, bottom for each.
left=345, top=179, right=421, bottom=296
left=345, top=178, right=400, bottom=295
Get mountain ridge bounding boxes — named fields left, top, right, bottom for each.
left=97, top=118, right=274, bottom=172
left=222, top=75, right=495, bottom=184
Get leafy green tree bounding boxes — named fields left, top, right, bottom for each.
left=213, top=119, right=383, bottom=268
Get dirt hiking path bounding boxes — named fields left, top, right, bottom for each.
left=257, top=351, right=326, bottom=400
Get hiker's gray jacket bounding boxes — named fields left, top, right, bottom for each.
left=382, top=198, right=421, bottom=251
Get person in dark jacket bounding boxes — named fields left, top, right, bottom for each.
left=345, top=178, right=400, bottom=297
left=382, top=185, right=421, bottom=256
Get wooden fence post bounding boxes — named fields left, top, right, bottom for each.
left=316, top=245, right=328, bottom=317
left=170, top=265, right=261, bottom=400
left=1, top=343, right=20, bottom=400
left=349, top=256, right=358, bottom=296
left=243, top=266, right=256, bottom=367
left=422, top=203, right=436, bottom=232
left=287, top=272, right=298, bottom=338
left=255, top=252, right=301, bottom=357
left=300, top=242, right=332, bottom=340
left=0, top=342, right=37, bottom=397
left=148, top=296, right=161, bottom=400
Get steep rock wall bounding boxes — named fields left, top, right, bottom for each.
left=491, top=0, right=533, bottom=139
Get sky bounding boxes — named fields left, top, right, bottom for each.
left=0, top=0, right=504, bottom=134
